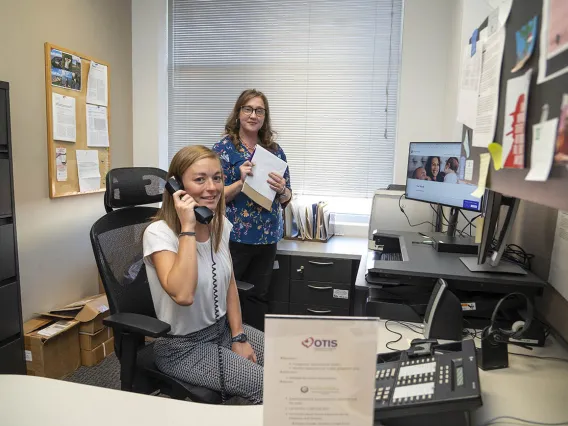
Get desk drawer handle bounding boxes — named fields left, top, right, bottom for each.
left=308, top=285, right=333, bottom=290
left=308, top=261, right=334, bottom=266
left=307, top=308, right=332, bottom=314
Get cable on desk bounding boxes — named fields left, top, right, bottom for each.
left=481, top=416, right=568, bottom=426
left=490, top=239, right=534, bottom=271
left=384, top=320, right=403, bottom=351
left=396, top=321, right=423, bottom=335
left=508, top=352, right=568, bottom=364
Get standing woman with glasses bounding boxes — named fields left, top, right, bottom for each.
left=212, top=89, right=292, bottom=332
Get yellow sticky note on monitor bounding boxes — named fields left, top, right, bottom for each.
left=475, top=217, right=484, bottom=244
left=488, top=143, right=503, bottom=171
left=471, top=153, right=491, bottom=198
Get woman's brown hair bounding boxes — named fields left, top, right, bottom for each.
left=223, top=89, right=278, bottom=152
left=153, top=145, right=225, bottom=252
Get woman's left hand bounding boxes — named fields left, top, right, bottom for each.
left=232, top=342, right=257, bottom=363
left=268, top=172, right=287, bottom=195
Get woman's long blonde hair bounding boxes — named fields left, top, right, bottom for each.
left=153, top=145, right=226, bottom=252
left=223, top=89, right=278, bottom=152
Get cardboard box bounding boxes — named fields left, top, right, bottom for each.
left=80, top=336, right=115, bottom=367
left=79, top=326, right=113, bottom=351
left=42, top=294, right=110, bottom=334
left=23, top=317, right=81, bottom=379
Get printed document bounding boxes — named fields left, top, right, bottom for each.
left=526, top=118, right=558, bottom=181
left=52, top=93, right=76, bottom=142
left=242, top=145, right=288, bottom=210
left=86, top=105, right=109, bottom=147
left=263, top=315, right=379, bottom=426
left=86, top=61, right=108, bottom=106
left=473, top=27, right=506, bottom=148
left=76, top=150, right=101, bottom=192
left=457, top=44, right=482, bottom=129
left=549, top=211, right=568, bottom=302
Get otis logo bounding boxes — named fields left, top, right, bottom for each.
left=301, top=337, right=337, bottom=349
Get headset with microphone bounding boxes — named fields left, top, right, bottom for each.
left=483, top=292, right=534, bottom=348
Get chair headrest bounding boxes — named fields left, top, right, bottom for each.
left=104, top=167, right=167, bottom=212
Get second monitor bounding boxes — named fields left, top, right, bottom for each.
left=405, top=142, right=482, bottom=213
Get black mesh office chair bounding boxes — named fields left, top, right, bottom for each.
left=90, top=167, right=251, bottom=403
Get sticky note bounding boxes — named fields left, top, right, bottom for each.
left=463, top=132, right=471, bottom=158
left=471, top=153, right=491, bottom=198
left=488, top=143, right=503, bottom=170
left=475, top=217, right=484, bottom=244
left=471, top=29, right=479, bottom=56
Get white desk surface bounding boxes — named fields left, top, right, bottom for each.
left=276, top=236, right=368, bottom=260
left=1, top=321, right=567, bottom=426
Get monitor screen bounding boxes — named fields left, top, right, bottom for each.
left=405, top=142, right=482, bottom=212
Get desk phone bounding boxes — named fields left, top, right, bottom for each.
left=374, top=339, right=482, bottom=426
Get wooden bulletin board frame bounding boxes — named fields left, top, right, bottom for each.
left=44, top=42, right=111, bottom=198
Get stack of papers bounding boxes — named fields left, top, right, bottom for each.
left=284, top=200, right=334, bottom=241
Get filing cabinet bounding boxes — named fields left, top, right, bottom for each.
left=267, top=253, right=357, bottom=317
left=0, top=81, right=24, bottom=375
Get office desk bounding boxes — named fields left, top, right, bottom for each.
left=365, top=231, right=545, bottom=292
left=355, top=231, right=546, bottom=319
left=2, top=321, right=567, bottom=426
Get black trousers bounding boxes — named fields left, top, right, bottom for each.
left=230, top=240, right=277, bottom=332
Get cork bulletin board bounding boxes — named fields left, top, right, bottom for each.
left=44, top=42, right=111, bottom=198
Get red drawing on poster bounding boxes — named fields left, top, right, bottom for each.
left=504, top=94, right=526, bottom=168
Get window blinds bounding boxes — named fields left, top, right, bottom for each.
left=168, top=0, right=403, bottom=198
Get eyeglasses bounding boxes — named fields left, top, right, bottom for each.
left=240, top=106, right=266, bottom=117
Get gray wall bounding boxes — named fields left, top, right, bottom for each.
left=0, top=0, right=133, bottom=320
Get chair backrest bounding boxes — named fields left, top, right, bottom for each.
left=91, top=167, right=167, bottom=317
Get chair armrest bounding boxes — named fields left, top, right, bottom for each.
left=103, top=313, right=171, bottom=338
left=236, top=280, right=254, bottom=292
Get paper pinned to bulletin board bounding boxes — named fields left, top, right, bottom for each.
left=45, top=42, right=111, bottom=198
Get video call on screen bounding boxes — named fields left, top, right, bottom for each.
left=406, top=142, right=481, bottom=211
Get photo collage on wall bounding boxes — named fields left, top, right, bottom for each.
left=50, top=48, right=81, bottom=91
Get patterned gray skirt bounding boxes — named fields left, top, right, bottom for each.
left=154, top=316, right=264, bottom=404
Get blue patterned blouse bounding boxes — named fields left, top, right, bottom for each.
left=212, top=136, right=291, bottom=245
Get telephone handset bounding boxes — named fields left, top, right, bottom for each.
left=165, top=176, right=214, bottom=225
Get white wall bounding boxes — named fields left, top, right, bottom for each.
left=132, top=0, right=168, bottom=170
left=132, top=0, right=488, bottom=195
left=0, top=0, right=133, bottom=320
left=393, top=0, right=461, bottom=184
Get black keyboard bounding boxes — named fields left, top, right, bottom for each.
left=381, top=252, right=403, bottom=261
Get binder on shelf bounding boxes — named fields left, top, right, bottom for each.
left=283, top=200, right=334, bottom=243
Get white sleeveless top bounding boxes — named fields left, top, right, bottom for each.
left=143, top=217, right=233, bottom=335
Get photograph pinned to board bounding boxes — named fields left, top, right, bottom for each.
left=502, top=69, right=532, bottom=169
left=538, top=0, right=568, bottom=84
left=50, top=47, right=81, bottom=90
left=554, top=94, right=568, bottom=163
left=55, top=147, right=67, bottom=182
left=512, top=16, right=538, bottom=73
left=52, top=93, right=76, bottom=142
left=87, top=61, right=108, bottom=107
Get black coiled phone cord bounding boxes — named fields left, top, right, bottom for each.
left=210, top=237, right=226, bottom=403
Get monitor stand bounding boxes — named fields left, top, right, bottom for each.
left=460, top=256, right=527, bottom=275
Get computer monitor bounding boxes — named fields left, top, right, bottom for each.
left=405, top=142, right=482, bottom=212
left=460, top=190, right=527, bottom=275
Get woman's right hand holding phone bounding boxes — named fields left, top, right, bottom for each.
left=173, top=190, right=197, bottom=231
